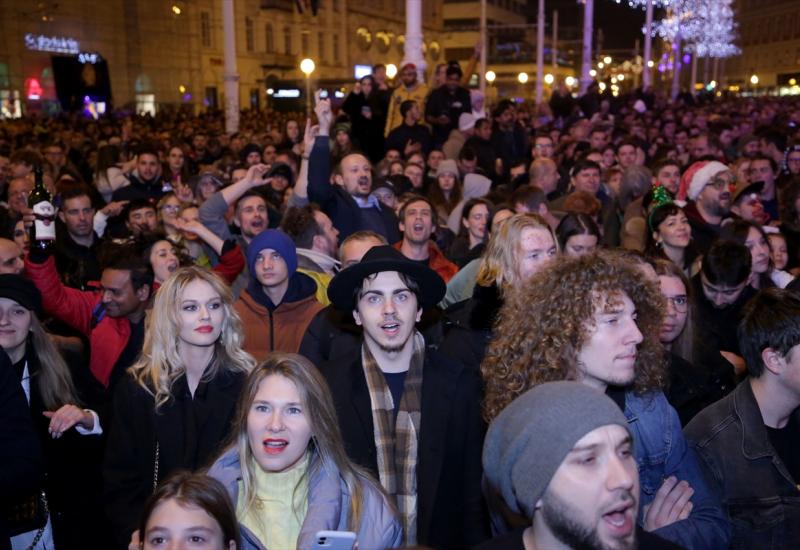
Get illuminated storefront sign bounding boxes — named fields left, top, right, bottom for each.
left=24, top=33, right=80, bottom=54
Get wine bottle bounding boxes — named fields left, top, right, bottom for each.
left=29, top=166, right=55, bottom=251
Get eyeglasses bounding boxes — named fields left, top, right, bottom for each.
left=161, top=204, right=180, bottom=212
left=664, top=295, right=688, bottom=313
left=707, top=177, right=733, bottom=190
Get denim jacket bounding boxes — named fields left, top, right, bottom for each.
left=685, top=380, right=800, bottom=550
left=625, top=390, right=731, bottom=549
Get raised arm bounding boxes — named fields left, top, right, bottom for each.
left=291, top=118, right=321, bottom=204
left=307, top=95, right=336, bottom=206
left=199, top=163, right=270, bottom=240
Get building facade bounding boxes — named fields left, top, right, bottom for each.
left=726, top=0, right=800, bottom=93
left=0, top=0, right=445, bottom=117
left=441, top=0, right=579, bottom=101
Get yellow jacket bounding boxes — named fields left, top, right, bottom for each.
left=384, top=82, right=430, bottom=136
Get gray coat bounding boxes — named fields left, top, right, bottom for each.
left=208, top=447, right=403, bottom=550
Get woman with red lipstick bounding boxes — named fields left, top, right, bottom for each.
left=104, top=267, right=255, bottom=549
left=208, top=353, right=402, bottom=550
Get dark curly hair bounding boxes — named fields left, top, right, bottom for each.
left=481, top=250, right=667, bottom=423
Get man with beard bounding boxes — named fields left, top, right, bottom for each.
left=322, top=245, right=489, bottom=548
left=111, top=148, right=164, bottom=202
left=199, top=163, right=271, bottom=297
left=55, top=185, right=103, bottom=289
left=478, top=381, right=681, bottom=550
left=309, top=96, right=400, bottom=243
left=481, top=251, right=730, bottom=549
left=385, top=63, right=429, bottom=136
left=678, top=161, right=733, bottom=255
left=394, top=196, right=457, bottom=282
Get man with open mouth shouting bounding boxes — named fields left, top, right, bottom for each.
left=479, top=381, right=682, bottom=550
left=323, top=244, right=489, bottom=549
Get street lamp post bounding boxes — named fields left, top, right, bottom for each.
left=300, top=58, right=315, bottom=119
left=221, top=0, right=239, bottom=133
left=580, top=0, right=594, bottom=94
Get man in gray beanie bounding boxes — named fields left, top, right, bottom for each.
left=478, top=381, right=680, bottom=550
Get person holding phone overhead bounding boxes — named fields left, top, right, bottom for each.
left=208, top=353, right=402, bottom=550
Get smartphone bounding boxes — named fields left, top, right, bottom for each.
left=311, top=530, right=356, bottom=550
left=319, top=90, right=329, bottom=99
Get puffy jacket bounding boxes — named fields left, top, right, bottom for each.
left=208, top=447, right=403, bottom=550
left=234, top=272, right=324, bottom=360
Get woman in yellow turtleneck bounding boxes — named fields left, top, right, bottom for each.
left=208, top=353, right=402, bottom=549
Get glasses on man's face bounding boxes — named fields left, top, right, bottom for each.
left=707, top=177, right=733, bottom=191
left=665, top=295, right=688, bottom=313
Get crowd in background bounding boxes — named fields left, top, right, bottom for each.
left=2, top=58, right=800, bottom=550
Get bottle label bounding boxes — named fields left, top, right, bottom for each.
left=32, top=200, right=56, bottom=240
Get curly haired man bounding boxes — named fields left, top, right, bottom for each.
left=481, top=251, right=730, bottom=550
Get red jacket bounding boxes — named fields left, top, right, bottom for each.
left=25, top=255, right=130, bottom=388
left=150, top=243, right=245, bottom=292
left=211, top=243, right=245, bottom=285
left=393, top=241, right=459, bottom=283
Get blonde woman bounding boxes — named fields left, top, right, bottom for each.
left=104, top=266, right=254, bottom=548
left=440, top=213, right=559, bottom=370
left=208, top=353, right=402, bottom=550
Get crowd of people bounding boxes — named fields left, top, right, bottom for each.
left=2, top=58, right=800, bottom=550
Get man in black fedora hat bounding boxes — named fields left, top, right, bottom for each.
left=322, top=245, right=489, bottom=549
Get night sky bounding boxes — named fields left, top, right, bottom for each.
left=539, top=0, right=655, bottom=52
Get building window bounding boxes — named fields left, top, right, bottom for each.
left=284, top=26, right=292, bottom=54
left=333, top=33, right=339, bottom=62
left=245, top=17, right=254, bottom=52
left=318, top=32, right=325, bottom=61
left=333, top=0, right=340, bottom=12
left=201, top=12, right=211, bottom=47
left=266, top=23, right=274, bottom=52
left=301, top=32, right=310, bottom=56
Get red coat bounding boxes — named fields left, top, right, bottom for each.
left=25, top=255, right=130, bottom=387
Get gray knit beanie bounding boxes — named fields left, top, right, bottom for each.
left=483, top=381, right=632, bottom=518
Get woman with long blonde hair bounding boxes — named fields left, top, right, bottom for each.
left=208, top=353, right=402, bottom=550
left=104, top=266, right=254, bottom=548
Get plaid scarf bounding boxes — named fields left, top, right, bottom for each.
left=361, top=331, right=425, bottom=545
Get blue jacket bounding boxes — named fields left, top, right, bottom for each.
left=625, top=390, right=731, bottom=550
left=307, top=136, right=400, bottom=243
left=685, top=380, right=800, bottom=550
left=208, top=447, right=403, bottom=550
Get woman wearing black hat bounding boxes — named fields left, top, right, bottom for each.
left=0, top=274, right=107, bottom=549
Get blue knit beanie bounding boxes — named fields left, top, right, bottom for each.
left=247, top=229, right=298, bottom=277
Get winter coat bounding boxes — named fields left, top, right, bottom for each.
left=208, top=447, right=403, bottom=550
